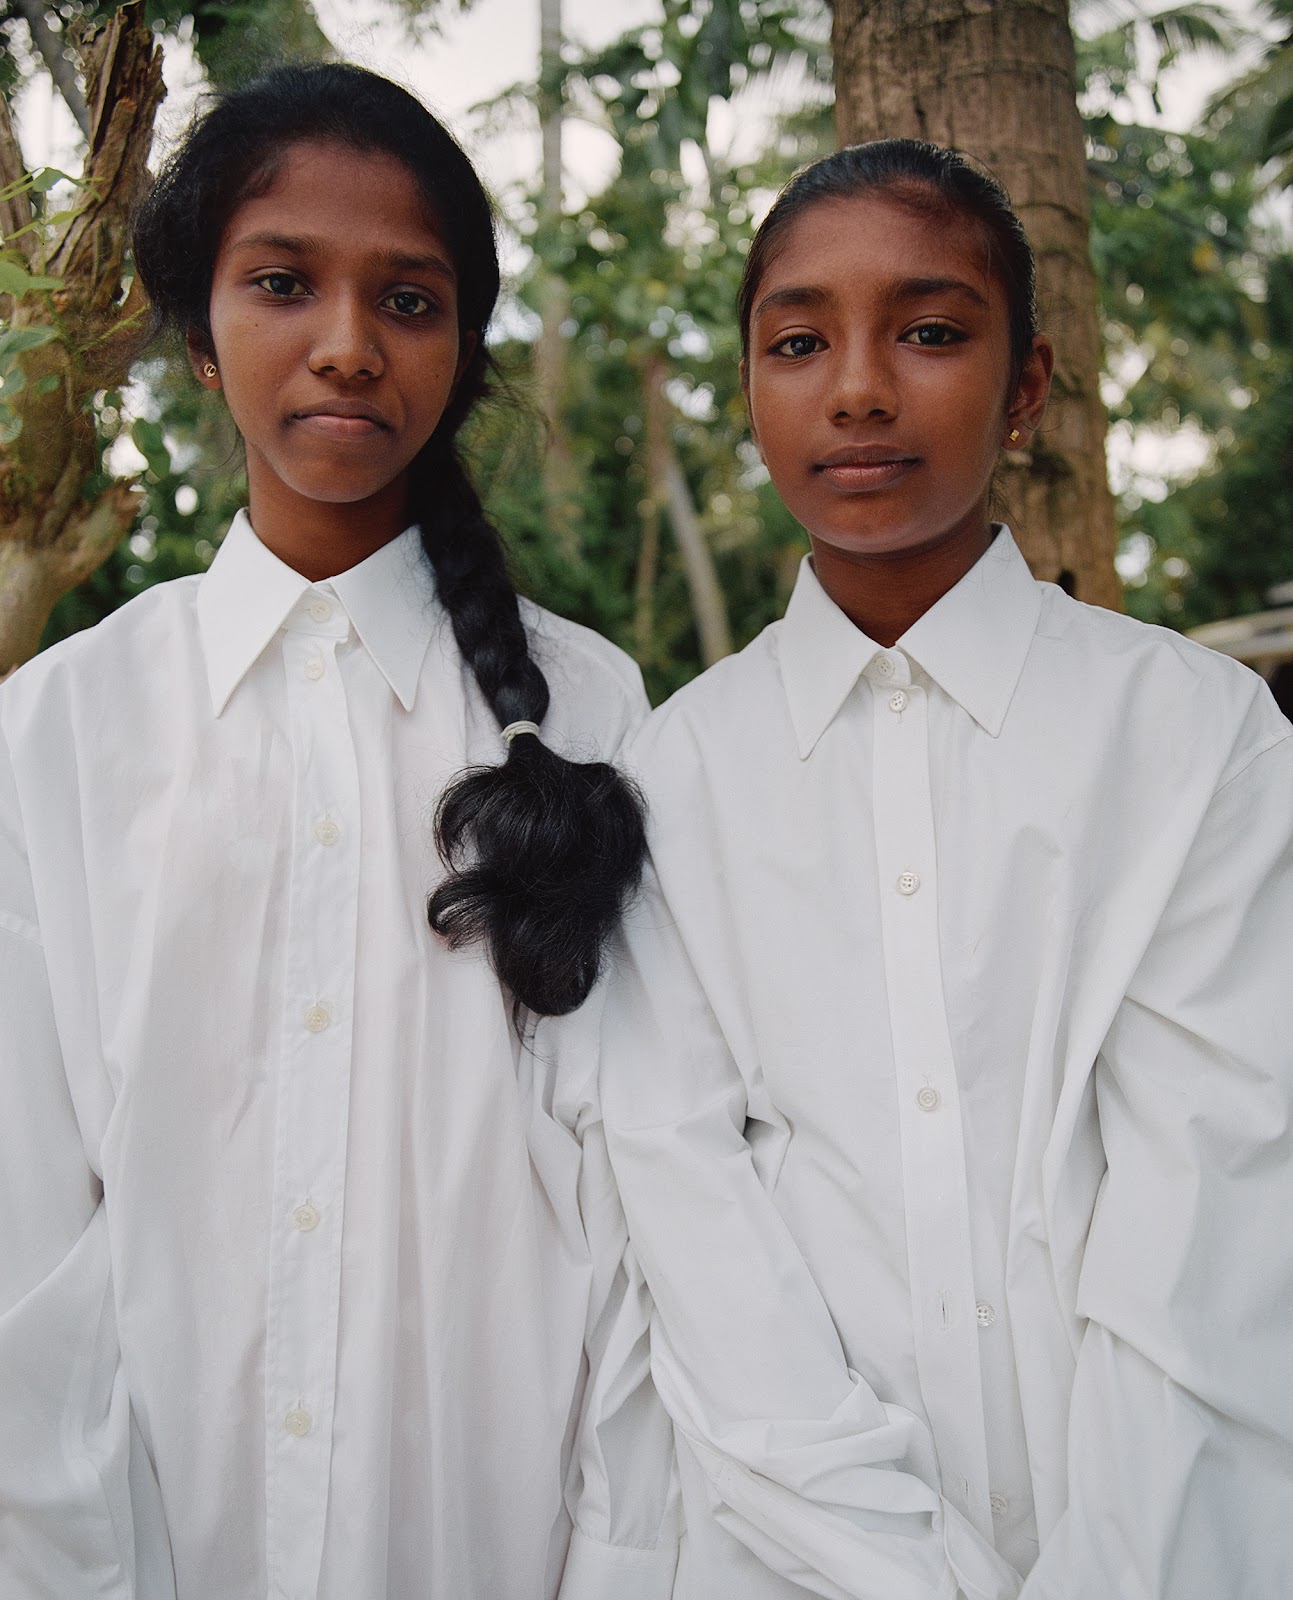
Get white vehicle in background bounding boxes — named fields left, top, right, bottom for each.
left=1190, top=580, right=1293, bottom=721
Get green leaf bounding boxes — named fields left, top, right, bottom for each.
left=30, top=167, right=77, bottom=194
left=34, top=374, right=62, bottom=395
left=0, top=326, right=58, bottom=362
left=0, top=262, right=64, bottom=297
left=131, top=417, right=172, bottom=479
left=0, top=365, right=27, bottom=400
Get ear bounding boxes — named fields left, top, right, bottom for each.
left=186, top=330, right=221, bottom=390
left=1003, top=334, right=1054, bottom=450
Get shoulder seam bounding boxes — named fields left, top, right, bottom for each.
left=1217, top=726, right=1293, bottom=794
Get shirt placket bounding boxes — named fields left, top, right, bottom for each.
left=264, top=590, right=362, bottom=1600
left=868, top=648, right=995, bottom=1542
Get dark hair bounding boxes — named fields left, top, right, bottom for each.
left=132, top=62, right=646, bottom=1017
left=738, top=139, right=1038, bottom=395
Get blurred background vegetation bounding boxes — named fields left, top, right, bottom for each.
left=2, top=0, right=1292, bottom=704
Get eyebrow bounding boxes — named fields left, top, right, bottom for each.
left=752, top=285, right=831, bottom=321
left=893, top=275, right=989, bottom=308
left=227, top=231, right=456, bottom=282
left=753, top=274, right=989, bottom=322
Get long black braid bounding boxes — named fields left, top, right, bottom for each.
left=133, top=61, right=647, bottom=1015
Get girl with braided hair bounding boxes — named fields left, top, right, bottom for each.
left=0, top=63, right=676, bottom=1599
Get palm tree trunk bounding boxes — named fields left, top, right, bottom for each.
left=831, top=0, right=1121, bottom=608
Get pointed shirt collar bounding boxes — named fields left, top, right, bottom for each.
left=777, top=527, right=1043, bottom=759
left=196, top=510, right=436, bottom=716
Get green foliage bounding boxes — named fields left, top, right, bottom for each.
left=40, top=353, right=245, bottom=648
left=0, top=1, right=330, bottom=97
left=1076, top=12, right=1293, bottom=628
left=1206, top=0, right=1293, bottom=180
left=11, top=0, right=1293, bottom=683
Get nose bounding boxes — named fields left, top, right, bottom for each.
left=307, top=293, right=384, bottom=381
left=828, top=334, right=896, bottom=422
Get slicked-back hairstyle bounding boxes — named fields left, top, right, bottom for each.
left=132, top=62, right=647, bottom=1017
left=738, top=139, right=1039, bottom=394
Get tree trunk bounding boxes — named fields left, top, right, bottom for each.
left=534, top=0, right=579, bottom=559
left=633, top=491, right=660, bottom=663
left=831, top=0, right=1121, bottom=608
left=0, top=0, right=164, bottom=675
left=645, top=352, right=733, bottom=667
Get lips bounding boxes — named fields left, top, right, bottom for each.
left=290, top=400, right=391, bottom=438
left=814, top=443, right=918, bottom=490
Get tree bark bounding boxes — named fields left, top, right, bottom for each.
left=0, top=0, right=164, bottom=675
left=831, top=0, right=1121, bottom=608
left=645, top=352, right=733, bottom=667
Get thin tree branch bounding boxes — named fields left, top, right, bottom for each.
left=12, top=0, right=91, bottom=138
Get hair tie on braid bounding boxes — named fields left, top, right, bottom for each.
left=500, top=721, right=542, bottom=746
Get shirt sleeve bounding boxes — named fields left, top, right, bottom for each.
left=601, top=870, right=1022, bottom=1600
left=544, top=994, right=681, bottom=1600
left=0, top=722, right=135, bottom=1598
left=1020, top=731, right=1293, bottom=1599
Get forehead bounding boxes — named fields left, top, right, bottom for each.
left=220, top=139, right=447, bottom=259
left=754, top=191, right=1000, bottom=311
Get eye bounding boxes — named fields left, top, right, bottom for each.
left=770, top=331, right=825, bottom=359
left=900, top=321, right=964, bottom=347
left=252, top=271, right=308, bottom=299
left=382, top=289, right=434, bottom=317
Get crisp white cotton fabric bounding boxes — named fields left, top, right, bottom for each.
left=0, top=513, right=678, bottom=1600
left=602, top=529, right=1293, bottom=1599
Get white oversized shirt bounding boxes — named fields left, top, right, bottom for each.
left=0, top=514, right=678, bottom=1600
left=601, top=529, right=1293, bottom=1599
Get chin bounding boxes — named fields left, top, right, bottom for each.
left=284, top=475, right=402, bottom=506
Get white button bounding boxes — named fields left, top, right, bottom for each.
left=284, top=1407, right=312, bottom=1437
left=888, top=690, right=908, bottom=713
left=307, top=597, right=332, bottom=623
left=303, top=1003, right=331, bottom=1033
left=916, top=1085, right=941, bottom=1112
left=976, top=1300, right=996, bottom=1327
left=303, top=656, right=325, bottom=681
left=292, top=1201, right=321, bottom=1232
left=314, top=817, right=341, bottom=847
left=875, top=654, right=895, bottom=677
left=897, top=871, right=920, bottom=896
left=990, top=1492, right=1009, bottom=1516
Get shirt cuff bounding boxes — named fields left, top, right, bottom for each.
left=559, top=1527, right=679, bottom=1600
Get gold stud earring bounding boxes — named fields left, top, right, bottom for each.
left=1008, top=428, right=1021, bottom=444
left=202, top=361, right=218, bottom=380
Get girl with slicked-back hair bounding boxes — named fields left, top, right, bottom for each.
left=595, top=138, right=1293, bottom=1597
left=0, top=62, right=677, bottom=1599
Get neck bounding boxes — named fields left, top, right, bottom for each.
left=809, top=517, right=994, bottom=646
left=245, top=465, right=411, bottom=582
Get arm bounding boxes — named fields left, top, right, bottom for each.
left=541, top=996, right=680, bottom=1600
left=0, top=726, right=134, bottom=1598
left=1020, top=732, right=1293, bottom=1599
left=601, top=873, right=1021, bottom=1600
